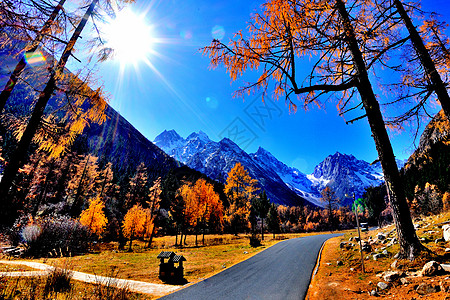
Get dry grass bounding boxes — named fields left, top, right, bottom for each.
left=307, top=211, right=450, bottom=300
left=0, top=271, right=152, bottom=300
left=22, top=232, right=335, bottom=285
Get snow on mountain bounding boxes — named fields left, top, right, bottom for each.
left=154, top=131, right=309, bottom=207
left=307, top=152, right=384, bottom=206
left=154, top=130, right=388, bottom=208
left=251, top=147, right=323, bottom=207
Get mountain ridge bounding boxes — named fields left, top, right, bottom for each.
left=154, top=129, right=388, bottom=207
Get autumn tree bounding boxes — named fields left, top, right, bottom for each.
left=320, top=187, right=340, bottom=230
left=224, top=163, right=258, bottom=235
left=203, top=0, right=423, bottom=259
left=67, top=154, right=100, bottom=217
left=79, top=195, right=108, bottom=237
left=122, top=204, right=146, bottom=251
left=0, top=0, right=68, bottom=115
left=0, top=0, right=108, bottom=224
left=125, top=162, right=149, bottom=208
left=145, top=178, right=162, bottom=248
left=391, top=0, right=450, bottom=121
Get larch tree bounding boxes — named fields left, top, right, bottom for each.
left=224, top=162, right=258, bottom=235
left=125, top=162, right=149, bottom=208
left=391, top=0, right=450, bottom=120
left=67, top=154, right=100, bottom=217
left=203, top=0, right=424, bottom=259
left=145, top=177, right=162, bottom=248
left=0, top=0, right=107, bottom=224
left=122, top=203, right=146, bottom=251
left=79, top=195, right=108, bottom=237
left=0, top=0, right=68, bottom=115
left=320, top=186, right=340, bottom=230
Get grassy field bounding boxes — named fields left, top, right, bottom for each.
left=21, top=232, right=336, bottom=285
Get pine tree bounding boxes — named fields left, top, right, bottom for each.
left=267, top=203, right=280, bottom=239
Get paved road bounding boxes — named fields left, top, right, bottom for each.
left=161, top=233, right=341, bottom=300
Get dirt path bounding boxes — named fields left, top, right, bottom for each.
left=0, top=260, right=181, bottom=297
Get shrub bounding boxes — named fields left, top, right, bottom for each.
left=21, top=215, right=92, bottom=257
left=92, top=266, right=131, bottom=300
left=43, top=265, right=73, bottom=295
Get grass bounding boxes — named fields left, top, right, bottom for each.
left=0, top=275, right=153, bottom=300
left=32, top=232, right=329, bottom=284
left=307, top=211, right=450, bottom=300
left=0, top=230, right=348, bottom=298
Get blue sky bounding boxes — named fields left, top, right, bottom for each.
left=90, top=0, right=449, bottom=174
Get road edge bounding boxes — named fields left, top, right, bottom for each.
left=305, top=237, right=328, bottom=300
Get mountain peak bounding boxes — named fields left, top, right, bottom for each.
left=187, top=130, right=210, bottom=142
left=153, top=129, right=185, bottom=152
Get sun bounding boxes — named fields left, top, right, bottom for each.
left=101, top=8, right=154, bottom=66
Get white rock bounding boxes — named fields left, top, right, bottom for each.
left=443, top=224, right=450, bottom=242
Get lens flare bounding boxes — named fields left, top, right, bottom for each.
left=180, top=30, right=193, bottom=40
left=24, top=51, right=46, bottom=67
left=205, top=96, right=219, bottom=109
left=211, top=25, right=225, bottom=40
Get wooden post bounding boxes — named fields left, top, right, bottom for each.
left=353, top=193, right=365, bottom=273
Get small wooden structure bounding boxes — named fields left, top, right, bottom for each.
left=157, top=251, right=186, bottom=283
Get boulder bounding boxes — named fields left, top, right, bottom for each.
left=416, top=283, right=440, bottom=295
left=383, top=271, right=400, bottom=282
left=377, top=233, right=386, bottom=241
left=370, top=290, right=378, bottom=296
left=421, top=261, right=444, bottom=276
left=441, top=263, right=450, bottom=272
left=391, top=260, right=398, bottom=269
left=377, top=282, right=389, bottom=290
left=443, top=224, right=450, bottom=242
left=337, top=260, right=343, bottom=266
left=400, top=278, right=409, bottom=285
left=373, top=253, right=384, bottom=261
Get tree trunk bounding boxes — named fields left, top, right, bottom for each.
left=202, top=228, right=205, bottom=246
left=335, top=0, right=424, bottom=260
left=0, top=0, right=66, bottom=115
left=0, top=0, right=99, bottom=224
left=261, top=218, right=264, bottom=241
left=70, top=155, right=90, bottom=217
left=128, top=237, right=133, bottom=252
left=393, top=0, right=450, bottom=120
left=195, top=228, right=198, bottom=247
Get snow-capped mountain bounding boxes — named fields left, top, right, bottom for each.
left=251, top=147, right=322, bottom=206
left=154, top=130, right=387, bottom=207
left=307, top=152, right=384, bottom=206
left=154, top=130, right=309, bottom=207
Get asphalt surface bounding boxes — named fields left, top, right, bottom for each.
left=161, top=233, right=341, bottom=300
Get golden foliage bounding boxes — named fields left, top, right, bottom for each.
left=224, top=163, right=258, bottom=230
left=122, top=204, right=147, bottom=239
left=79, top=195, right=108, bottom=236
left=178, top=178, right=223, bottom=229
